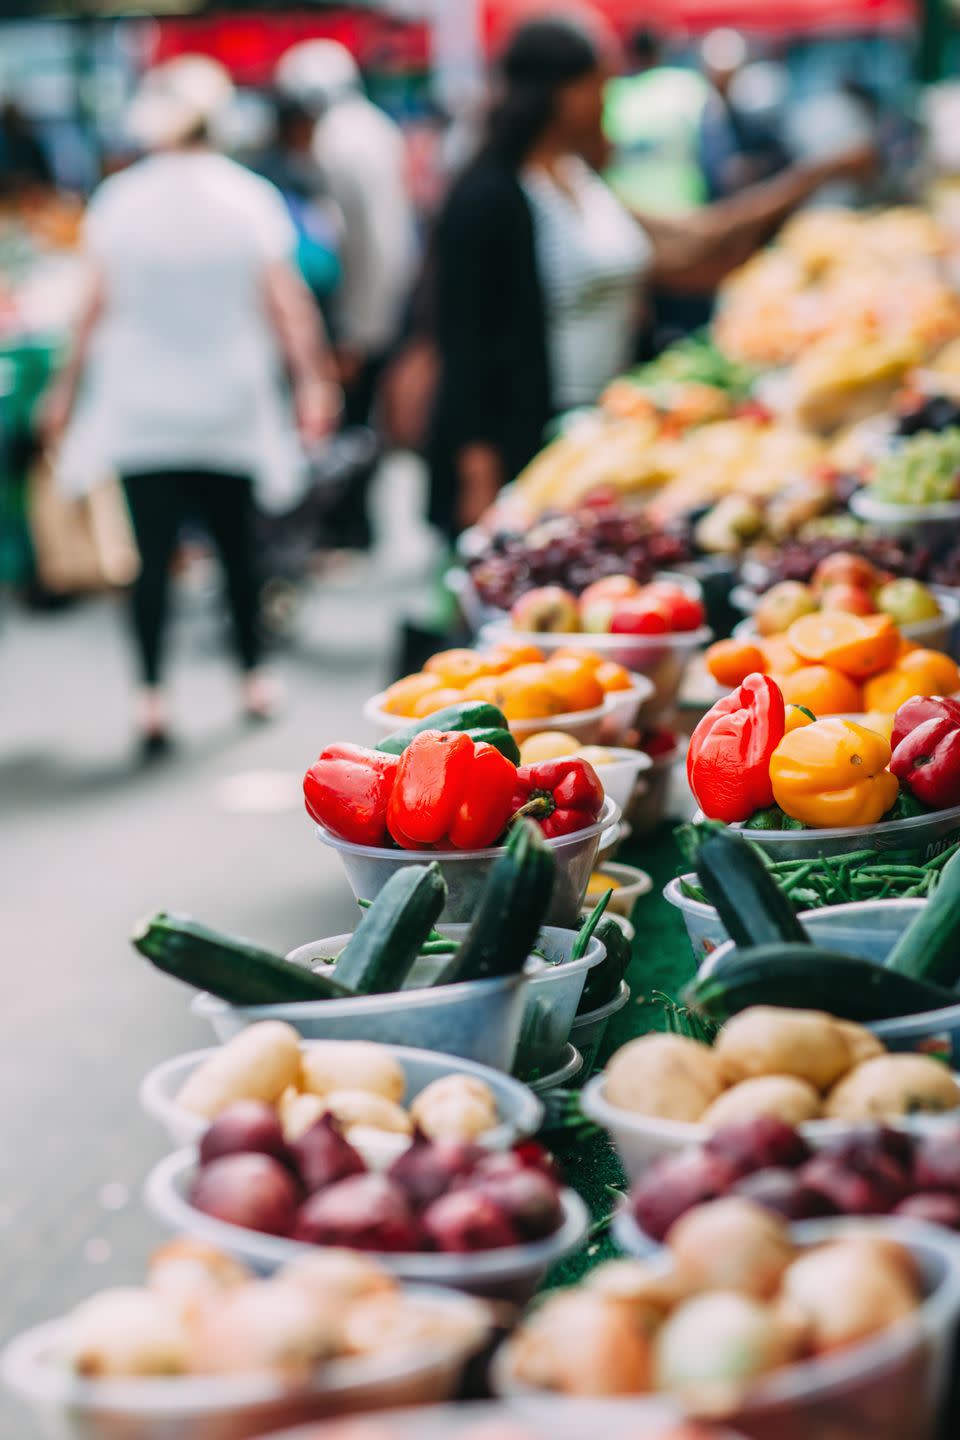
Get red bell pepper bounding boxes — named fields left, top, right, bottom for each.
left=890, top=697, right=960, bottom=809
left=687, top=672, right=785, bottom=823
left=510, top=758, right=605, bottom=839
left=387, top=730, right=517, bottom=850
left=303, top=744, right=398, bottom=846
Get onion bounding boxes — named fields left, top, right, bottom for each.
left=189, top=1153, right=300, bottom=1236
left=388, top=1129, right=484, bottom=1209
left=293, top=1174, right=424, bottom=1252
left=422, top=1189, right=521, bottom=1253
left=290, top=1113, right=366, bottom=1194
left=465, top=1167, right=563, bottom=1241
left=198, top=1101, right=291, bottom=1169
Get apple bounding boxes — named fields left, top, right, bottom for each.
left=875, top=578, right=941, bottom=627
left=811, top=552, right=881, bottom=597
left=754, top=581, right=818, bottom=637
left=609, top=596, right=670, bottom=635
left=818, top=583, right=876, bottom=617
left=579, top=575, right=640, bottom=633
left=511, top=585, right=581, bottom=633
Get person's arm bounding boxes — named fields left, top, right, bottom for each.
left=640, top=146, right=874, bottom=285
left=39, top=263, right=104, bottom=444
left=263, top=259, right=342, bottom=443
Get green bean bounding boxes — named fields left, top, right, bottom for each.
left=780, top=862, right=818, bottom=893
left=927, top=842, right=960, bottom=871
left=418, top=940, right=460, bottom=954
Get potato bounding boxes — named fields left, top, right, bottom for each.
left=833, top=1019, right=885, bottom=1069
left=299, top=1041, right=405, bottom=1103
left=604, top=1035, right=724, bottom=1122
left=824, top=1054, right=960, bottom=1122
left=508, top=1291, right=654, bottom=1395
left=279, top=1090, right=328, bottom=1142
left=714, top=1008, right=853, bottom=1091
left=409, top=1075, right=498, bottom=1140
left=654, top=1290, right=799, bottom=1398
left=319, top=1089, right=412, bottom=1135
left=190, top=1277, right=341, bottom=1375
left=778, top=1239, right=920, bottom=1351
left=176, top=1022, right=301, bottom=1119
left=666, top=1198, right=795, bottom=1300
left=586, top=1259, right=684, bottom=1316
left=283, top=1249, right=396, bottom=1305
left=67, top=1287, right=190, bottom=1377
left=701, top=1075, right=821, bottom=1129
left=146, top=1240, right=250, bottom=1318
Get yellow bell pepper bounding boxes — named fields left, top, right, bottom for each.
left=770, top=718, right=899, bottom=829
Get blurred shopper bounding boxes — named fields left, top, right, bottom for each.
left=428, top=18, right=872, bottom=537
left=276, top=40, right=418, bottom=551
left=42, top=57, right=339, bottom=756
left=0, top=99, right=52, bottom=195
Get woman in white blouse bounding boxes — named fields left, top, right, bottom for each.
left=44, top=57, right=339, bottom=755
left=428, top=18, right=870, bottom=534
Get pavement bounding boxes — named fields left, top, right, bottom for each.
left=0, top=457, right=439, bottom=1435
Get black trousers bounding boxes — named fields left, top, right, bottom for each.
left=122, top=469, right=261, bottom=687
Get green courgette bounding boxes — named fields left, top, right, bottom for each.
left=333, top=863, right=447, bottom=994
left=579, top=915, right=631, bottom=1012
left=434, top=818, right=555, bottom=985
left=694, top=828, right=809, bottom=948
left=133, top=912, right=353, bottom=1005
left=377, top=702, right=510, bottom=755
left=685, top=942, right=956, bottom=1023
left=884, top=847, right=960, bottom=987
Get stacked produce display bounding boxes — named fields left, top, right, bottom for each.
left=14, top=200, right=960, bottom=1439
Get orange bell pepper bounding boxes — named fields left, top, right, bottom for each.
left=784, top=704, right=816, bottom=732
left=769, top=718, right=899, bottom=829
left=786, top=612, right=900, bottom=681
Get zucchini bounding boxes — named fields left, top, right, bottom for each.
left=133, top=912, right=352, bottom=1005
left=685, top=942, right=956, bottom=1024
left=377, top=702, right=510, bottom=755
left=333, top=863, right=447, bottom=994
left=434, top=818, right=555, bottom=985
left=579, top=915, right=631, bottom=1012
left=694, top=828, right=808, bottom=948
left=884, top=847, right=960, bottom=987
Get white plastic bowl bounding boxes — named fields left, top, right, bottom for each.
left=480, top=621, right=712, bottom=722
left=569, top=980, right=631, bottom=1077
left=316, top=795, right=619, bottom=926
left=585, top=861, right=652, bottom=917
left=1, top=1287, right=490, bottom=1440
left=140, top=1042, right=543, bottom=1152
left=851, top=487, right=960, bottom=551
left=497, top=1216, right=960, bottom=1440
left=526, top=1042, right=583, bottom=1093
left=692, top=802, right=960, bottom=863
left=580, top=1069, right=960, bottom=1183
left=363, top=675, right=654, bottom=747
left=144, top=1149, right=590, bottom=1302
left=664, top=877, right=926, bottom=966
left=571, top=746, right=651, bottom=814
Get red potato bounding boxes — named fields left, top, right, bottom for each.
left=198, top=1101, right=292, bottom=1169
left=630, top=1149, right=740, bottom=1241
left=465, top=1167, right=563, bottom=1241
left=293, top=1175, right=424, bottom=1253
left=189, top=1154, right=300, bottom=1236
left=799, top=1152, right=905, bottom=1216
left=422, top=1189, right=521, bottom=1253
left=732, top=1167, right=836, bottom=1221
left=289, top=1113, right=366, bottom=1195
left=388, top=1131, right=485, bottom=1209
left=705, top=1116, right=812, bottom=1176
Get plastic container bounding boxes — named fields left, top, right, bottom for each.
left=570, top=980, right=631, bottom=1077
left=665, top=878, right=925, bottom=965
left=192, top=972, right=527, bottom=1072
left=577, top=746, right=651, bottom=814
left=525, top=1042, right=583, bottom=1093
left=625, top=743, right=682, bottom=837
left=363, top=676, right=654, bottom=747
left=315, top=795, right=619, bottom=926
left=480, top=621, right=712, bottom=723
left=580, top=1069, right=960, bottom=1183
left=692, top=803, right=960, bottom=863
left=140, top=1042, right=544, bottom=1152
left=851, top=486, right=960, bottom=552
left=585, top=862, right=652, bottom=917
left=291, top=925, right=605, bottom=1079
left=143, top=1149, right=590, bottom=1302
left=1, top=1287, right=491, bottom=1440
left=497, top=1216, right=960, bottom=1440
left=257, top=1398, right=740, bottom=1440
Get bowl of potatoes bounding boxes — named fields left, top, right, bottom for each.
left=581, top=1007, right=960, bottom=1182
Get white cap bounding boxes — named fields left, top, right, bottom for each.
left=275, top=40, right=359, bottom=116
left=127, top=56, right=234, bottom=151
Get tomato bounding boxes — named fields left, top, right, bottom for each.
left=644, top=582, right=706, bottom=632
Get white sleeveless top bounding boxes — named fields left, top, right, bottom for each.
left=521, top=156, right=652, bottom=410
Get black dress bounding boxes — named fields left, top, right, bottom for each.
left=427, top=160, right=553, bottom=536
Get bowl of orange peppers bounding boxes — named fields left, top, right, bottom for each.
left=705, top=610, right=960, bottom=735
left=367, top=643, right=654, bottom=746
left=304, top=728, right=619, bottom=923
left=687, top=674, right=960, bottom=860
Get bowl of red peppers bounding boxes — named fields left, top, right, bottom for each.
left=686, top=679, right=960, bottom=861
left=303, top=730, right=618, bottom=924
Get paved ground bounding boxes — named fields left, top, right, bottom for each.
left=0, top=459, right=438, bottom=1434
